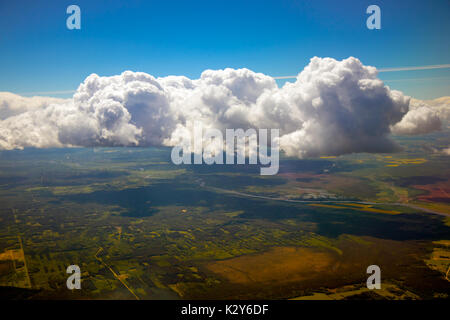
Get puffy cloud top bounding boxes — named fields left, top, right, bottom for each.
left=390, top=96, right=450, bottom=135
left=0, top=92, right=68, bottom=120
left=0, top=57, right=448, bottom=157
left=391, top=106, right=441, bottom=135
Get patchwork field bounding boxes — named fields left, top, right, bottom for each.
left=0, top=130, right=449, bottom=300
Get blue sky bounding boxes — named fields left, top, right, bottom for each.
left=0, top=0, right=449, bottom=99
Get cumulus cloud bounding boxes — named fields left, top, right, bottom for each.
left=254, top=57, right=409, bottom=157
left=391, top=96, right=450, bottom=135
left=1, top=56, right=446, bottom=158
left=390, top=106, right=442, bottom=135
left=411, top=97, right=450, bottom=124
left=0, top=92, right=69, bottom=120
left=442, top=147, right=450, bottom=156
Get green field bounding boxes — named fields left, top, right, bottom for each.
left=0, top=130, right=449, bottom=300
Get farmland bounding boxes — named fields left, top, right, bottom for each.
left=0, top=129, right=449, bottom=299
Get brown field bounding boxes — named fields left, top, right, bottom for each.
left=206, top=246, right=335, bottom=284
left=413, top=181, right=450, bottom=203
left=277, top=172, right=376, bottom=198
left=175, top=236, right=450, bottom=299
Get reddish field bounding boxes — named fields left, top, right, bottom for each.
left=414, top=181, right=450, bottom=203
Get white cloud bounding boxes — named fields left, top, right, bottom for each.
left=1, top=56, right=446, bottom=157
left=412, top=97, right=450, bottom=124
left=255, top=57, right=409, bottom=157
left=0, top=92, right=69, bottom=120
left=390, top=106, right=441, bottom=135
left=391, top=97, right=450, bottom=135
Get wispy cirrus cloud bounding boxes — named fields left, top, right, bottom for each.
left=273, top=64, right=450, bottom=79
left=378, top=64, right=450, bottom=72
left=383, top=76, right=450, bottom=83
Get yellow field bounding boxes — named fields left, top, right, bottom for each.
left=384, top=158, right=427, bottom=166
left=0, top=249, right=23, bottom=261
left=308, top=203, right=400, bottom=215
left=291, top=282, right=420, bottom=300
left=425, top=240, right=450, bottom=282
